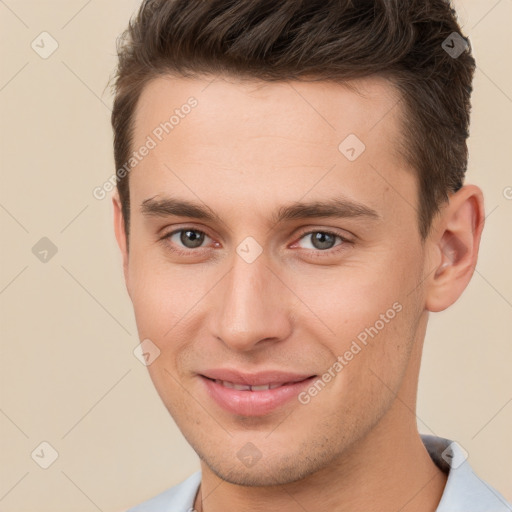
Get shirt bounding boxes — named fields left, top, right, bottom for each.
left=126, top=434, right=512, bottom=511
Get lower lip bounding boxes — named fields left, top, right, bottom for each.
left=200, top=375, right=317, bottom=416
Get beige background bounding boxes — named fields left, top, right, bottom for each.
left=0, top=1, right=511, bottom=510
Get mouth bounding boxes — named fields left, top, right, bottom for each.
left=199, top=374, right=317, bottom=416
left=202, top=376, right=313, bottom=391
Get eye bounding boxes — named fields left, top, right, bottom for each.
left=162, top=228, right=213, bottom=253
left=160, top=227, right=351, bottom=259
left=294, top=230, right=348, bottom=253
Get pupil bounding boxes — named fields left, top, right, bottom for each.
left=181, top=230, right=204, bottom=248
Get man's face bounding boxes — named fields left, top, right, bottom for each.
left=116, top=75, right=433, bottom=485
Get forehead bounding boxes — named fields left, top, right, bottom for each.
left=129, top=74, right=416, bottom=231
left=133, top=74, right=404, bottom=146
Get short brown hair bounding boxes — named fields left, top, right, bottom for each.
left=110, top=0, right=475, bottom=242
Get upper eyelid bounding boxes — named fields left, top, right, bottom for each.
left=296, top=228, right=348, bottom=240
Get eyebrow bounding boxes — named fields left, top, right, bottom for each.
left=140, top=195, right=381, bottom=225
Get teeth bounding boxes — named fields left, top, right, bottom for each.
left=215, top=379, right=285, bottom=391
left=251, top=384, right=271, bottom=391
left=233, top=383, right=251, bottom=391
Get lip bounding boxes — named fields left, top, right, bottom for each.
left=200, top=369, right=315, bottom=387
left=199, top=370, right=317, bottom=416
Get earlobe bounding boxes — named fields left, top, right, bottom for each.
left=112, top=190, right=130, bottom=296
left=425, top=185, right=485, bottom=312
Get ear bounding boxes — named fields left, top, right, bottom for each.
left=112, top=189, right=131, bottom=298
left=425, top=184, right=485, bottom=312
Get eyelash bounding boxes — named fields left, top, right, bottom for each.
left=160, top=227, right=351, bottom=259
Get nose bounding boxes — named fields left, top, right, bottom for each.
left=212, top=252, right=294, bottom=353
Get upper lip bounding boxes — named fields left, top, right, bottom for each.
left=200, top=369, right=316, bottom=386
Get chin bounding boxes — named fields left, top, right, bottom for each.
left=200, top=450, right=329, bottom=487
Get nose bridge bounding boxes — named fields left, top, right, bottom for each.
left=214, top=249, right=292, bottom=351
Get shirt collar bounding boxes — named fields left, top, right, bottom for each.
left=421, top=434, right=511, bottom=511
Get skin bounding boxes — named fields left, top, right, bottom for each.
left=113, top=74, right=485, bottom=512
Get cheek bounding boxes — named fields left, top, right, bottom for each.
left=293, top=265, right=404, bottom=336
left=292, top=263, right=420, bottom=386
left=127, top=247, right=203, bottom=337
